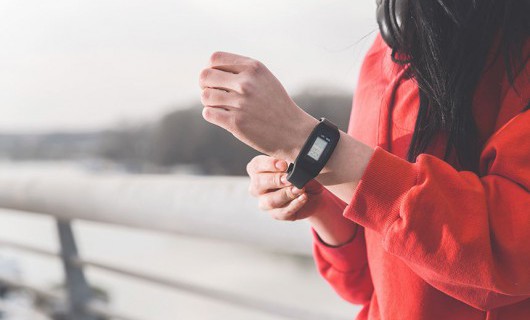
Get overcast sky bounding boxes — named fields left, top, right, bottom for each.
left=0, top=0, right=377, bottom=132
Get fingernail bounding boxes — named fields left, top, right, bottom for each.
left=276, top=161, right=285, bottom=170
left=281, top=175, right=288, bottom=184
left=291, top=187, right=303, bottom=195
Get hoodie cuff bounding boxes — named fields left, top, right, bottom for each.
left=312, top=227, right=366, bottom=273
left=343, top=147, right=418, bottom=235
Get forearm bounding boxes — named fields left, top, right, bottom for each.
left=277, top=119, right=374, bottom=245
left=308, top=209, right=359, bottom=247
left=278, top=124, right=373, bottom=246
left=280, top=120, right=375, bottom=204
left=315, top=131, right=374, bottom=204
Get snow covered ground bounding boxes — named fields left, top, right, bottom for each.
left=0, top=292, right=50, bottom=320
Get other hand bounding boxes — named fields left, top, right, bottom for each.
left=246, top=155, right=325, bottom=221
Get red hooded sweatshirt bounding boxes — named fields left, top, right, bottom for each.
left=312, top=35, right=530, bottom=320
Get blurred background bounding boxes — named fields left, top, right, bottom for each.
left=0, top=1, right=377, bottom=319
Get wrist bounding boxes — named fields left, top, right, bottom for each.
left=276, top=112, right=319, bottom=162
left=314, top=133, right=374, bottom=203
left=305, top=189, right=358, bottom=247
left=308, top=209, right=359, bottom=247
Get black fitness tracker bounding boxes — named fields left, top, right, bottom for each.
left=286, top=118, right=340, bottom=188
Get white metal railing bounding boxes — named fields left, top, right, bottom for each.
left=0, top=170, right=311, bottom=255
left=0, top=170, right=349, bottom=320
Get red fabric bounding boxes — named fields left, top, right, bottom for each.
left=312, top=35, right=530, bottom=320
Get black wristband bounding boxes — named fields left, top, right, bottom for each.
left=286, top=118, right=340, bottom=188
left=286, top=162, right=313, bottom=189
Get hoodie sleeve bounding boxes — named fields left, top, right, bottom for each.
left=308, top=186, right=374, bottom=306
left=343, top=107, right=530, bottom=310
left=312, top=225, right=374, bottom=306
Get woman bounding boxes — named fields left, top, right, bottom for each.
left=198, top=0, right=529, bottom=319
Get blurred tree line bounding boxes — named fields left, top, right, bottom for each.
left=0, top=90, right=352, bottom=176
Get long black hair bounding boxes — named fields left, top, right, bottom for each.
left=389, top=0, right=529, bottom=172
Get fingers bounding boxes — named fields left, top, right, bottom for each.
left=247, top=156, right=292, bottom=196
left=246, top=155, right=308, bottom=222
left=201, top=88, right=238, bottom=108
left=258, top=186, right=304, bottom=210
left=246, top=156, right=288, bottom=175
left=199, top=68, right=240, bottom=92
left=268, top=193, right=308, bottom=221
left=249, top=172, right=290, bottom=196
left=202, top=107, right=232, bottom=127
left=209, top=51, right=253, bottom=73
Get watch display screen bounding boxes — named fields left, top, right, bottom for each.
left=307, top=137, right=329, bottom=161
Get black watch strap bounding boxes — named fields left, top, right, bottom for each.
left=286, top=118, right=340, bottom=189
left=286, top=162, right=313, bottom=189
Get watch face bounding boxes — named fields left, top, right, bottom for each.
left=307, top=136, right=329, bottom=161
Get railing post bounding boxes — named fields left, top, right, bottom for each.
left=57, top=219, right=97, bottom=320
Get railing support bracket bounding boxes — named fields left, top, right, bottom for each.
left=57, top=219, right=97, bottom=320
